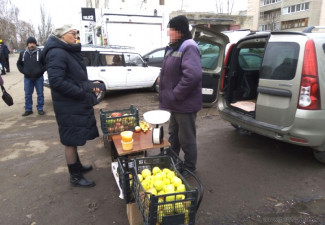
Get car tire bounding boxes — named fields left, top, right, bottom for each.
left=313, top=149, right=325, bottom=163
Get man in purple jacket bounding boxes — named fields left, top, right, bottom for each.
left=159, top=15, right=202, bottom=176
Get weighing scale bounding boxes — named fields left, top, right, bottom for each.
left=143, top=110, right=171, bottom=144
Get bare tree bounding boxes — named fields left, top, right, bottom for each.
left=0, top=0, right=36, bottom=50
left=38, top=4, right=53, bottom=45
left=216, top=0, right=235, bottom=14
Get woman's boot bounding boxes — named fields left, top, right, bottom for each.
left=76, top=154, right=93, bottom=173
left=68, top=163, right=95, bottom=188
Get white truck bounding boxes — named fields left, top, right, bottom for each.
left=99, top=13, right=167, bottom=55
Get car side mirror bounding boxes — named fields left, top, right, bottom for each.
left=143, top=62, right=148, bottom=67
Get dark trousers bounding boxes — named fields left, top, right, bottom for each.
left=168, top=112, right=198, bottom=170
left=5, top=57, right=9, bottom=72
left=24, top=77, right=44, bottom=111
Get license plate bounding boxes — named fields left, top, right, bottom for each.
left=202, top=88, right=213, bottom=95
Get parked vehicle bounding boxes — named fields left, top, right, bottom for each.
left=44, top=45, right=161, bottom=102
left=141, top=28, right=250, bottom=107
left=216, top=26, right=325, bottom=162
left=142, top=47, right=165, bottom=67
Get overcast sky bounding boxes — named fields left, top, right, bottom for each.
left=10, top=0, right=247, bottom=28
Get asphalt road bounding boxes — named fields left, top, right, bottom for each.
left=1, top=54, right=325, bottom=225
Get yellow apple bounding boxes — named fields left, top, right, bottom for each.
left=176, top=184, right=186, bottom=192
left=162, top=168, right=171, bottom=174
left=176, top=194, right=185, bottom=200
left=163, top=178, right=170, bottom=185
left=141, top=180, right=150, bottom=190
left=152, top=166, right=161, bottom=175
left=167, top=171, right=176, bottom=180
left=172, top=177, right=182, bottom=188
left=141, top=168, right=151, bottom=178
left=154, top=179, right=164, bottom=191
left=155, top=173, right=163, bottom=180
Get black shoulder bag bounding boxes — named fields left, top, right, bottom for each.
left=1, top=85, right=14, bottom=106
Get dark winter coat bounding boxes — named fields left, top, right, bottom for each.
left=159, top=39, right=202, bottom=113
left=17, top=47, right=46, bottom=80
left=42, top=35, right=99, bottom=146
left=0, top=46, right=6, bottom=68
left=1, top=44, right=10, bottom=58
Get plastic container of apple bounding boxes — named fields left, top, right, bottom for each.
left=131, top=155, right=203, bottom=225
left=99, top=105, right=139, bottom=136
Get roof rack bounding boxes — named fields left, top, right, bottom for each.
left=82, top=44, right=135, bottom=50
left=302, top=26, right=325, bottom=33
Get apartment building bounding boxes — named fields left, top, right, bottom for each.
left=258, top=0, right=325, bottom=31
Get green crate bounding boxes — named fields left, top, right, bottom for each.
left=100, top=105, right=139, bottom=136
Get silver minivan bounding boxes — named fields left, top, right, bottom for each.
left=214, top=26, right=325, bottom=163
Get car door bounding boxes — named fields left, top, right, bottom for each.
left=123, top=53, right=158, bottom=88
left=143, top=48, right=165, bottom=67
left=255, top=34, right=304, bottom=127
left=191, top=25, right=229, bottom=107
left=97, top=52, right=127, bottom=89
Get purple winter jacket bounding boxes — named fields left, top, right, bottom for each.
left=159, top=39, right=202, bottom=113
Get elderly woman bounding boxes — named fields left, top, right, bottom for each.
left=42, top=25, right=101, bottom=188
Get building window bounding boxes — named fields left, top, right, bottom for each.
left=283, top=2, right=310, bottom=14
left=281, top=18, right=309, bottom=30
left=263, top=0, right=281, bottom=6
left=260, top=12, right=264, bottom=19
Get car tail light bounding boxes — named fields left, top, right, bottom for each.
left=220, top=44, right=234, bottom=90
left=298, top=39, right=321, bottom=110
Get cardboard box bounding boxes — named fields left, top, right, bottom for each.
left=127, top=203, right=143, bottom=225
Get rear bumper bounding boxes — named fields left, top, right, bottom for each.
left=218, top=102, right=325, bottom=148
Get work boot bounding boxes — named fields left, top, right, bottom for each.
left=76, top=154, right=93, bottom=174
left=22, top=111, right=33, bottom=116
left=68, top=163, right=95, bottom=188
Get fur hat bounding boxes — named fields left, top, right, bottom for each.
left=53, top=24, right=78, bottom=37
left=26, top=37, right=37, bottom=45
left=168, top=15, right=191, bottom=38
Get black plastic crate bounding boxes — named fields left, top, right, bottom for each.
left=99, top=105, right=139, bottom=136
left=117, top=157, right=135, bottom=204
left=132, top=156, right=199, bottom=225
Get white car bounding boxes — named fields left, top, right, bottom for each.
left=44, top=45, right=161, bottom=102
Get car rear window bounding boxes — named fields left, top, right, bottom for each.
left=197, top=41, right=220, bottom=70
left=260, top=42, right=299, bottom=80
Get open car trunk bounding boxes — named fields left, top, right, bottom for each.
left=223, top=34, right=269, bottom=117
